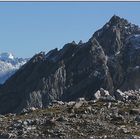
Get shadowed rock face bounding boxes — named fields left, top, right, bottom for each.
left=0, top=39, right=113, bottom=114
left=0, top=15, right=140, bottom=114
left=118, top=35, right=140, bottom=90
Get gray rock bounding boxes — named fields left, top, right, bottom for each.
left=100, top=88, right=110, bottom=96
left=67, top=101, right=76, bottom=106
left=86, top=106, right=92, bottom=113
left=23, top=121, right=28, bottom=126
left=115, top=89, right=125, bottom=101
left=94, top=88, right=115, bottom=102
left=100, top=95, right=116, bottom=102
left=56, top=116, right=68, bottom=122
left=121, top=128, right=130, bottom=134
left=135, top=116, right=140, bottom=122
left=77, top=98, right=86, bottom=102
left=44, top=118, right=56, bottom=127
left=94, top=90, right=101, bottom=100
left=129, top=109, right=140, bottom=115
left=29, top=107, right=37, bottom=111
left=73, top=102, right=83, bottom=109
left=128, top=95, right=138, bottom=101
left=56, top=101, right=65, bottom=105
left=0, top=133, right=9, bottom=138
left=20, top=108, right=29, bottom=115
left=17, top=120, right=23, bottom=124
left=111, top=115, right=124, bottom=122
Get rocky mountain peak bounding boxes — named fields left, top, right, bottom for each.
left=78, top=40, right=83, bottom=45
left=108, top=15, right=128, bottom=27
left=90, top=15, right=140, bottom=56
left=71, top=40, right=77, bottom=45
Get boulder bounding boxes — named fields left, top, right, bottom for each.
left=57, top=101, right=65, bottom=105
left=73, top=102, right=83, bottom=109
left=111, top=115, right=124, bottom=122
left=115, top=89, right=125, bottom=101
left=67, top=101, right=76, bottom=106
left=94, top=90, right=101, bottom=100
left=100, top=88, right=110, bottom=96
left=135, top=116, right=140, bottom=123
left=56, top=116, right=68, bottom=122
left=129, top=109, right=140, bottom=115
left=100, top=95, right=116, bottom=102
left=77, top=98, right=86, bottom=102
left=128, top=95, right=138, bottom=101
left=23, top=121, right=28, bottom=126
left=94, top=88, right=115, bottom=102
left=0, top=133, right=9, bottom=138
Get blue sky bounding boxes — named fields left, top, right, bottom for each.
left=0, top=2, right=140, bottom=58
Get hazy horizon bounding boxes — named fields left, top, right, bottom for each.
left=0, top=2, right=140, bottom=58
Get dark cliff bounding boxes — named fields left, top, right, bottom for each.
left=0, top=15, right=140, bottom=114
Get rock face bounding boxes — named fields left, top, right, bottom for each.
left=0, top=15, right=140, bottom=114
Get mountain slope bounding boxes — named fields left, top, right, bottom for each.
left=0, top=15, right=140, bottom=114
left=0, top=52, right=28, bottom=84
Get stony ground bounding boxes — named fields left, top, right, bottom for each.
left=0, top=98, right=140, bottom=139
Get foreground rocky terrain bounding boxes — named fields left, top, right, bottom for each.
left=0, top=89, right=140, bottom=139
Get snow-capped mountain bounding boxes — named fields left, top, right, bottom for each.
left=0, top=52, right=28, bottom=84
left=0, top=52, right=14, bottom=61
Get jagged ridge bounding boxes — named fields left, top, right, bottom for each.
left=0, top=15, right=140, bottom=114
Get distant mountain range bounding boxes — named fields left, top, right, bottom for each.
left=0, top=15, right=140, bottom=114
left=0, top=52, right=28, bottom=84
